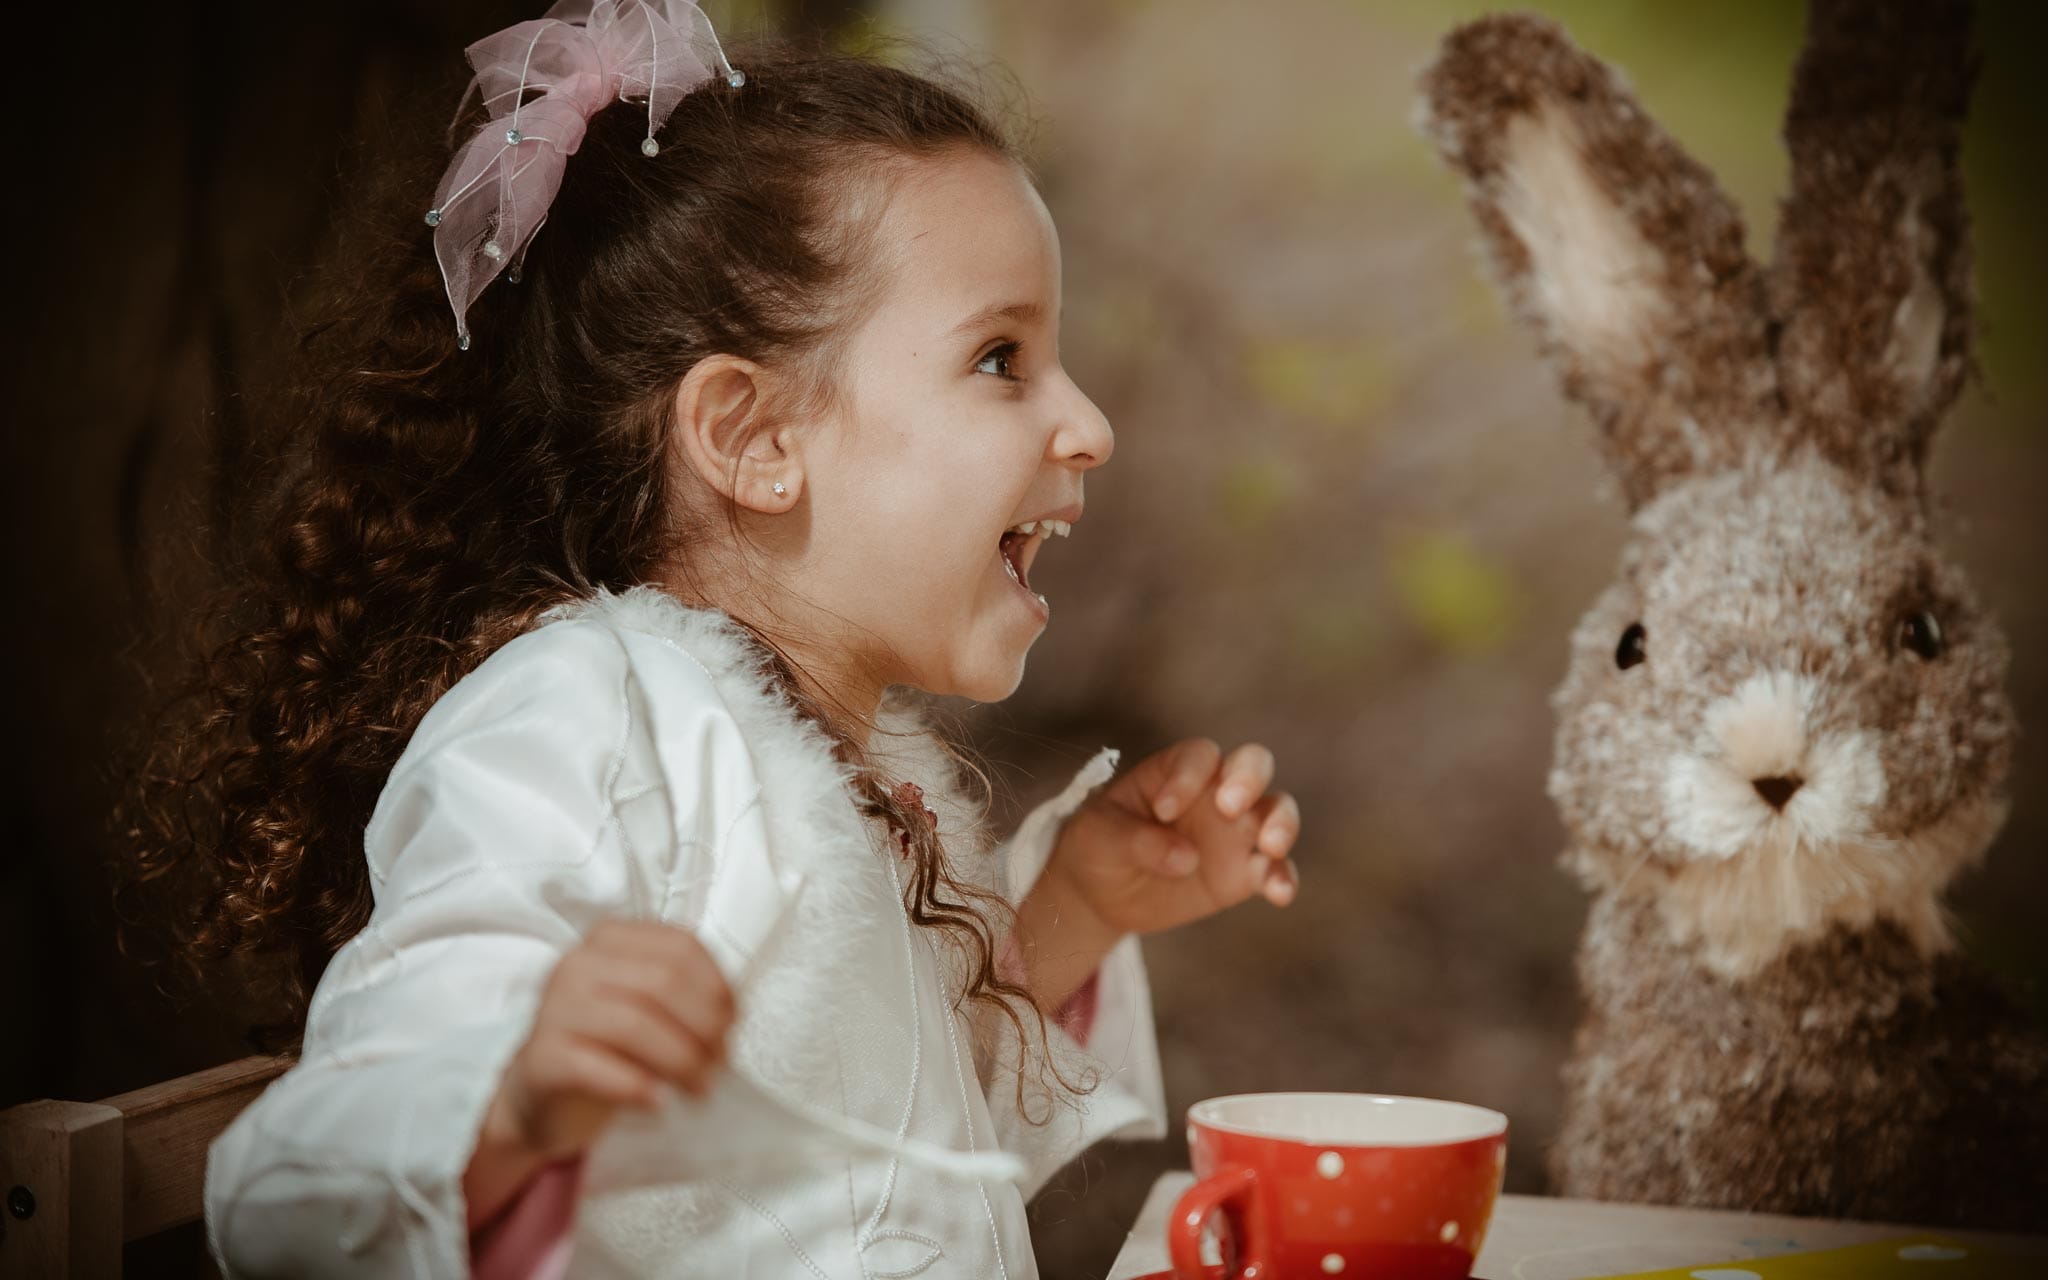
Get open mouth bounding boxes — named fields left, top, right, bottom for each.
left=998, top=517, right=1072, bottom=600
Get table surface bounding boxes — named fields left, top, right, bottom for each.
left=1107, top=1174, right=2045, bottom=1279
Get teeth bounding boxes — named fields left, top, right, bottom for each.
left=1007, top=520, right=1073, bottom=540
left=1006, top=518, right=1074, bottom=538
left=1003, top=516, right=1081, bottom=536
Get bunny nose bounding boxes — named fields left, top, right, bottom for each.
left=1752, top=775, right=1804, bottom=810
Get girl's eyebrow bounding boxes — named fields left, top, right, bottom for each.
left=949, top=300, right=1043, bottom=337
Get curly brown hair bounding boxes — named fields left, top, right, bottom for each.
left=122, top=42, right=1065, bottom=1082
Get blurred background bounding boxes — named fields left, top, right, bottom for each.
left=6, top=1, right=2043, bottom=1275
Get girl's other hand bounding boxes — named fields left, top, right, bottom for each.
left=463, top=919, right=734, bottom=1226
left=1050, top=739, right=1301, bottom=940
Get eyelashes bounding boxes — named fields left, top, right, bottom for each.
left=974, top=340, right=1023, bottom=381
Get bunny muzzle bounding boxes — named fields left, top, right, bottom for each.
left=1663, top=670, right=1887, bottom=864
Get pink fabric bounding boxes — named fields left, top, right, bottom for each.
left=998, top=933, right=1104, bottom=1045
left=469, top=1157, right=585, bottom=1280
left=430, top=0, right=732, bottom=343
left=1055, top=969, right=1101, bottom=1044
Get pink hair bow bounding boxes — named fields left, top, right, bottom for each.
left=426, top=0, right=744, bottom=347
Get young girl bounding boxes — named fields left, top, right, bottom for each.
left=149, top=3, right=1300, bottom=1275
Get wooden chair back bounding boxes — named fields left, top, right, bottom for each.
left=0, top=1055, right=290, bottom=1278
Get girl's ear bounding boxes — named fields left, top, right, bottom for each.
left=1771, top=0, right=1976, bottom=497
left=1419, top=15, right=1776, bottom=511
left=672, top=355, right=802, bottom=512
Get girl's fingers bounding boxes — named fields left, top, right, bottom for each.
left=648, top=969, right=735, bottom=1052
left=1139, top=820, right=1201, bottom=878
left=580, top=929, right=737, bottom=1046
left=1260, top=857, right=1300, bottom=907
left=544, top=1036, right=661, bottom=1110
left=1141, top=738, right=1222, bottom=824
left=615, top=966, right=730, bottom=1086
left=564, top=987, right=717, bottom=1090
left=1251, top=791, right=1300, bottom=859
left=1078, top=805, right=1199, bottom=878
left=1215, top=743, right=1276, bottom=819
left=592, top=919, right=730, bottom=986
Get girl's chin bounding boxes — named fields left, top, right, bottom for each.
left=912, top=581, right=1046, bottom=702
left=951, top=643, right=1033, bottom=703
left=908, top=666, right=1024, bottom=704
left=952, top=670, right=1026, bottom=704
left=939, top=627, right=1039, bottom=703
left=886, top=601, right=1043, bottom=703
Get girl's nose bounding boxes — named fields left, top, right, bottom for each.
left=1052, top=373, right=1115, bottom=470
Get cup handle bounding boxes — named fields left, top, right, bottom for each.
left=1168, top=1165, right=1267, bottom=1278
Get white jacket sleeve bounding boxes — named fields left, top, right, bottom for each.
left=983, top=749, right=1169, bottom=1198
left=205, top=621, right=735, bottom=1278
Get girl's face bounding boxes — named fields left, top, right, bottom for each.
left=787, top=150, right=1114, bottom=706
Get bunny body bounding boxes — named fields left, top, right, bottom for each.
left=1420, top=1, right=2048, bottom=1229
left=1562, top=893, right=2047, bottom=1227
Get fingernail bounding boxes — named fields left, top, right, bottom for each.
left=1165, top=845, right=1199, bottom=876
left=1154, top=793, right=1183, bottom=822
left=1218, top=786, right=1249, bottom=816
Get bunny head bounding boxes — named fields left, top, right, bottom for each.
left=1419, top=1, right=2015, bottom=978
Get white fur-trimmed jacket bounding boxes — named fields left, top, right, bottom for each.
left=204, top=587, right=1166, bottom=1278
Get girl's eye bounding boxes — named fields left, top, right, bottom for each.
left=975, top=342, right=1020, bottom=380
left=1898, top=609, right=1944, bottom=660
left=1615, top=622, right=1647, bottom=670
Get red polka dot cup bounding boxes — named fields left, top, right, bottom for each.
left=1169, top=1093, right=1508, bottom=1279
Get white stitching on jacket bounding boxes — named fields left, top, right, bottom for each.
left=713, top=1178, right=836, bottom=1279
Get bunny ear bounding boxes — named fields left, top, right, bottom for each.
left=1419, top=16, right=1776, bottom=510
left=1771, top=0, right=1977, bottom=495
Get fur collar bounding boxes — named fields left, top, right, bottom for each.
left=544, top=586, right=994, bottom=1092
left=550, top=585, right=991, bottom=841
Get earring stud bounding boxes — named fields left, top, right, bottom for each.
left=772, top=482, right=787, bottom=498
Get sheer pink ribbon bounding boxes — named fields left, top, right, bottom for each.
left=426, top=0, right=743, bottom=347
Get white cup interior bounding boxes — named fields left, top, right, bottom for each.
left=1189, top=1092, right=1506, bottom=1147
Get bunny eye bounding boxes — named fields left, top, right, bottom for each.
left=1615, top=622, right=1647, bottom=670
left=1898, top=610, right=1945, bottom=660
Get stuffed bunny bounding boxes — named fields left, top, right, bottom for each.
left=1419, top=0, right=2047, bottom=1230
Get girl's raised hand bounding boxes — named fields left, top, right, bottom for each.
left=1048, top=739, right=1301, bottom=939
left=463, top=919, right=735, bottom=1226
